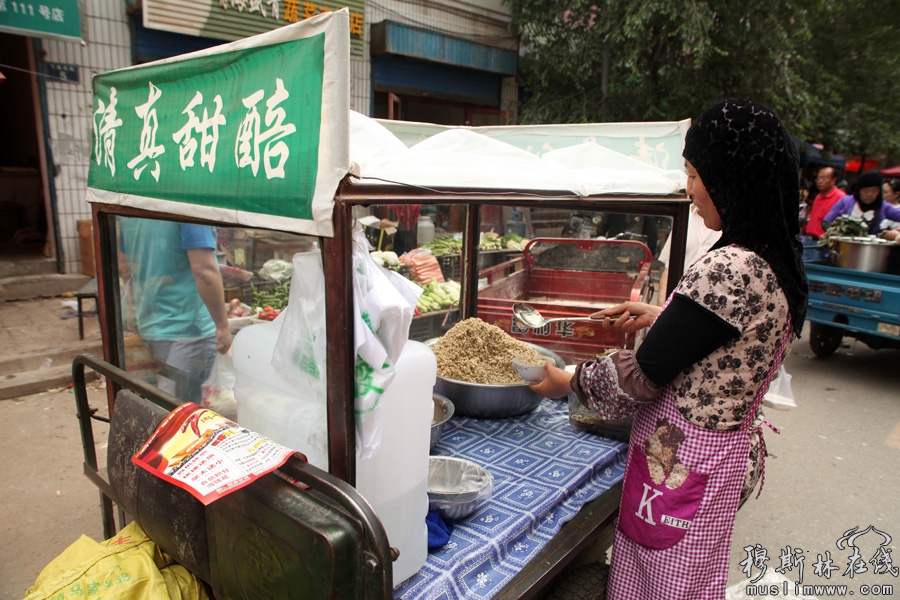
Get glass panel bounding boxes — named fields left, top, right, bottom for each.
left=116, top=217, right=327, bottom=408
left=475, top=206, right=669, bottom=364
left=361, top=204, right=464, bottom=342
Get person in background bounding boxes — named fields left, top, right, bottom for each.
left=837, top=179, right=848, bottom=193
left=655, top=205, right=720, bottom=304
left=822, top=171, right=900, bottom=236
left=119, top=218, right=232, bottom=402
left=882, top=178, right=900, bottom=206
left=802, top=166, right=845, bottom=238
left=530, top=99, right=807, bottom=600
left=878, top=178, right=900, bottom=240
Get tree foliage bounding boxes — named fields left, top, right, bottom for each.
left=507, top=0, right=900, bottom=165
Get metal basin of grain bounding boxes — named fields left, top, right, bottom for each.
left=425, top=338, right=565, bottom=419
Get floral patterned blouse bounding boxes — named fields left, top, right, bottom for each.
left=670, top=245, right=791, bottom=430
left=571, top=245, right=793, bottom=504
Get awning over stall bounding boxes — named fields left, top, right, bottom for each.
left=350, top=113, right=689, bottom=197
left=881, top=165, right=900, bottom=178
left=794, top=138, right=846, bottom=169
left=87, top=9, right=689, bottom=239
left=845, top=157, right=881, bottom=173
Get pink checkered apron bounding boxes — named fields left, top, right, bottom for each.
left=607, top=316, right=791, bottom=600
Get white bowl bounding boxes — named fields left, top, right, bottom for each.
left=512, top=355, right=548, bottom=383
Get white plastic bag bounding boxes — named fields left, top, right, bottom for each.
left=764, top=365, right=796, bottom=410
left=271, top=250, right=328, bottom=395
left=200, top=352, right=237, bottom=420
left=352, top=224, right=421, bottom=459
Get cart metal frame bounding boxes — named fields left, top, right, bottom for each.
left=85, top=177, right=689, bottom=597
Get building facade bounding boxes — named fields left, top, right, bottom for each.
left=0, top=0, right=518, bottom=274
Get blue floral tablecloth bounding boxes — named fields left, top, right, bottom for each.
left=394, top=398, right=628, bottom=600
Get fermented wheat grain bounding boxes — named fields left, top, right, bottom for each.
left=431, top=318, right=546, bottom=384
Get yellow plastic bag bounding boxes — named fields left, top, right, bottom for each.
left=24, top=521, right=207, bottom=600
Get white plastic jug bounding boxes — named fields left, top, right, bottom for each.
left=231, top=318, right=329, bottom=470
left=417, top=215, right=435, bottom=247
left=356, top=340, right=435, bottom=588
left=234, top=326, right=435, bottom=587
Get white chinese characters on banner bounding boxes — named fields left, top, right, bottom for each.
left=93, top=78, right=296, bottom=182
left=234, top=77, right=297, bottom=179
left=172, top=92, right=227, bottom=173
left=126, top=82, right=165, bottom=182
left=92, top=87, right=123, bottom=177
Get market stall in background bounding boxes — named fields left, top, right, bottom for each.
left=804, top=216, right=900, bottom=357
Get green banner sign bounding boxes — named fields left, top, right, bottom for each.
left=87, top=12, right=350, bottom=237
left=0, top=0, right=83, bottom=42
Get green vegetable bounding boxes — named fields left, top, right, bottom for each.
left=423, top=236, right=463, bottom=256
left=414, top=279, right=461, bottom=313
left=819, top=215, right=869, bottom=249
left=251, top=279, right=291, bottom=311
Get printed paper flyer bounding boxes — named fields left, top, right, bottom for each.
left=132, top=402, right=297, bottom=505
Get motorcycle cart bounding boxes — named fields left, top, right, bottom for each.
left=75, top=11, right=692, bottom=599
left=805, top=261, right=900, bottom=357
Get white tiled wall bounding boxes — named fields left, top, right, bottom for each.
left=41, top=0, right=131, bottom=274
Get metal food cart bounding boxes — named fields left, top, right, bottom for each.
left=74, top=10, right=692, bottom=599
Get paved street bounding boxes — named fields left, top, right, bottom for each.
left=1, top=319, right=898, bottom=599
left=726, top=324, right=900, bottom=598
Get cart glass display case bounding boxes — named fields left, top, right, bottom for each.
left=112, top=216, right=322, bottom=402
left=379, top=201, right=676, bottom=363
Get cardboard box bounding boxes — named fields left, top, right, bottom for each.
left=77, top=219, right=96, bottom=277
left=359, top=215, right=398, bottom=251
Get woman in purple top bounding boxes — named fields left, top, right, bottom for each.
left=822, top=171, right=900, bottom=235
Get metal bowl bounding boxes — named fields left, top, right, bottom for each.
left=431, top=393, right=455, bottom=450
left=427, top=456, right=493, bottom=520
left=425, top=339, right=565, bottom=419
left=830, top=236, right=899, bottom=273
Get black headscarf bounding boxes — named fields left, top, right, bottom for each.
left=682, top=98, right=807, bottom=336
left=850, top=170, right=884, bottom=233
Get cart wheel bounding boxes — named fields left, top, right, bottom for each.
left=546, top=562, right=609, bottom=600
left=809, top=322, right=842, bottom=358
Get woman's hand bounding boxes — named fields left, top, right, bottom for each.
left=881, top=228, right=900, bottom=241
left=528, top=362, right=573, bottom=400
left=592, top=301, right=660, bottom=334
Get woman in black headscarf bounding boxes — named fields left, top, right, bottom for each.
left=530, top=99, right=807, bottom=600
left=822, top=170, right=900, bottom=235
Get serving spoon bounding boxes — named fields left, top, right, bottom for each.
left=512, top=302, right=632, bottom=329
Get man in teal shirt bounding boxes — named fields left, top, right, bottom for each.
left=119, top=218, right=232, bottom=402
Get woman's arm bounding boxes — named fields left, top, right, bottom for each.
left=529, top=295, right=738, bottom=412
left=883, top=228, right=900, bottom=241
left=882, top=202, right=900, bottom=222
left=823, top=195, right=851, bottom=224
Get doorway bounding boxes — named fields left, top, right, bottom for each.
left=0, top=33, right=49, bottom=256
